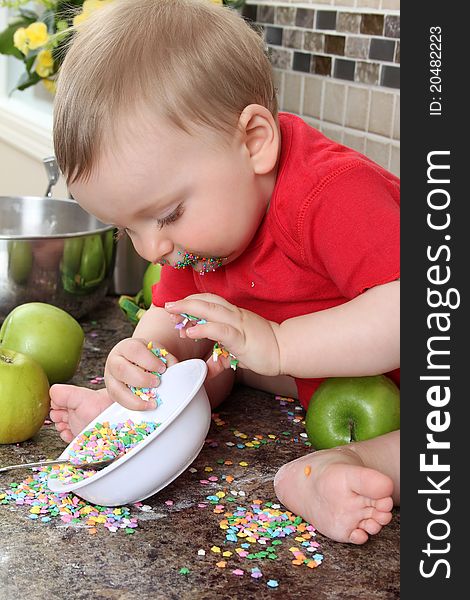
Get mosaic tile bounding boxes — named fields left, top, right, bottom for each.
left=345, top=86, right=370, bottom=130
left=241, top=3, right=257, bottom=23
left=303, top=76, right=323, bottom=119
left=275, top=6, right=296, bottom=27
left=369, top=38, right=396, bottom=62
left=295, top=8, right=315, bottom=29
left=265, top=26, right=283, bottom=46
left=323, top=81, right=346, bottom=124
left=360, top=14, right=384, bottom=35
left=355, top=61, right=380, bottom=85
left=268, top=46, right=292, bottom=70
left=316, top=10, right=337, bottom=30
left=312, top=55, right=332, bottom=76
left=334, top=58, right=356, bottom=81
left=381, top=65, right=400, bottom=89
left=293, top=52, right=311, bottom=73
left=384, top=15, right=400, bottom=38
left=325, top=35, right=346, bottom=55
left=304, top=31, right=325, bottom=53
left=337, top=13, right=361, bottom=33
left=283, top=72, right=302, bottom=114
left=258, top=5, right=275, bottom=24
left=345, top=36, right=370, bottom=59
left=283, top=28, right=303, bottom=50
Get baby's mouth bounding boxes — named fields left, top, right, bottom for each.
left=171, top=251, right=226, bottom=275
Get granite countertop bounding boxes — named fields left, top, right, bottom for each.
left=0, top=297, right=399, bottom=600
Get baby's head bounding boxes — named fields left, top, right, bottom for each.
left=53, top=0, right=280, bottom=272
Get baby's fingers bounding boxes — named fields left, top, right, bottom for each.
left=107, top=376, right=158, bottom=411
left=185, top=321, right=242, bottom=358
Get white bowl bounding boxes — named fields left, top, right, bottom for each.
left=47, top=359, right=210, bottom=506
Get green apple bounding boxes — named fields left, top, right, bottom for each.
left=142, top=262, right=161, bottom=308
left=305, top=375, right=400, bottom=449
left=0, top=302, right=85, bottom=384
left=0, top=348, right=50, bottom=444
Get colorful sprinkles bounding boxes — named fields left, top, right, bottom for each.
left=175, top=313, right=207, bottom=330
left=174, top=314, right=239, bottom=370
left=49, top=419, right=161, bottom=484
left=0, top=467, right=139, bottom=533
left=0, top=394, right=322, bottom=587
left=128, top=343, right=167, bottom=404
left=212, top=342, right=239, bottom=371
left=173, top=251, right=225, bottom=275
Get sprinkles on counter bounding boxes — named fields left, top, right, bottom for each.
left=0, top=468, right=138, bottom=533
left=1, top=394, right=322, bottom=586
left=173, top=251, right=225, bottom=275
left=128, top=343, right=168, bottom=404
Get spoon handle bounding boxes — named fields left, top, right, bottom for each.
left=0, top=459, right=70, bottom=472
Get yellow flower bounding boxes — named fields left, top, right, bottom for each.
left=35, top=49, right=54, bottom=78
left=13, top=22, right=49, bottom=55
left=73, top=0, right=114, bottom=27
left=42, top=78, right=57, bottom=94
left=25, top=22, right=49, bottom=50
left=13, top=27, right=29, bottom=55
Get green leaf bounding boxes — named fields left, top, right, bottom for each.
left=15, top=69, right=41, bottom=92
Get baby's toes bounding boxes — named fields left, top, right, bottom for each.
left=59, top=429, right=74, bottom=444
left=349, top=528, right=369, bottom=544
left=374, top=496, right=394, bottom=513
left=49, top=409, right=68, bottom=425
left=358, top=518, right=383, bottom=536
left=372, top=508, right=393, bottom=526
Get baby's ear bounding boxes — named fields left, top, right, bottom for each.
left=238, top=104, right=279, bottom=175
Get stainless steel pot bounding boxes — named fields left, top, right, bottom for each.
left=0, top=196, right=116, bottom=320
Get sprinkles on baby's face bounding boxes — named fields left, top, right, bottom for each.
left=173, top=251, right=225, bottom=275
left=49, top=419, right=161, bottom=484
left=128, top=343, right=167, bottom=404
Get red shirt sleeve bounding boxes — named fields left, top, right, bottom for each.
left=151, top=265, right=199, bottom=308
left=301, top=163, right=400, bottom=298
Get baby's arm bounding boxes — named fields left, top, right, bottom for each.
left=276, top=280, right=399, bottom=378
left=165, top=280, right=399, bottom=380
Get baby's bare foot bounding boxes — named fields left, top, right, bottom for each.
left=274, top=447, right=394, bottom=544
left=49, top=385, right=113, bottom=444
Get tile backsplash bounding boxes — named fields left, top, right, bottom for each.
left=243, top=1, right=400, bottom=176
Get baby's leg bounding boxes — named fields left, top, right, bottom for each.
left=49, top=386, right=114, bottom=443
left=274, top=430, right=399, bottom=544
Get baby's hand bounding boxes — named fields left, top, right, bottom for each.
left=165, top=294, right=281, bottom=378
left=104, top=338, right=178, bottom=409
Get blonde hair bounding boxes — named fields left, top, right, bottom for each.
left=53, top=0, right=278, bottom=184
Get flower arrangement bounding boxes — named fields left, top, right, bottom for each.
left=0, top=0, right=245, bottom=94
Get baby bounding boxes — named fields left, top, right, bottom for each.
left=50, top=0, right=400, bottom=544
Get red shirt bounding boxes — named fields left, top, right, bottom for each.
left=153, top=113, right=400, bottom=409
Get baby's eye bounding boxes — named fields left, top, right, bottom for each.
left=156, top=203, right=184, bottom=229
